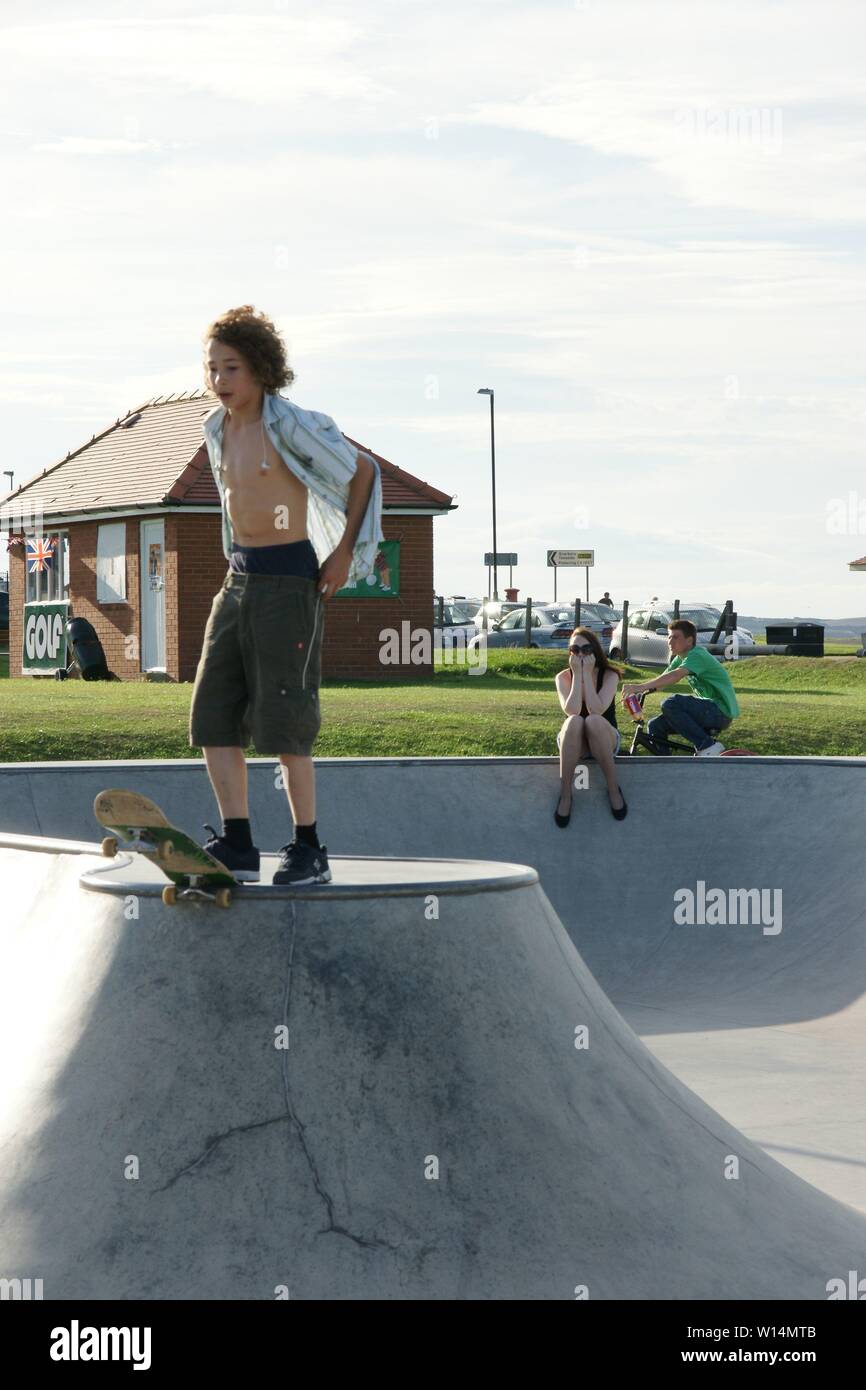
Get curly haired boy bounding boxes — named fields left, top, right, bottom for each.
left=190, top=305, right=383, bottom=885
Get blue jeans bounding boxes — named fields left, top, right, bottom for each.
left=646, top=694, right=731, bottom=751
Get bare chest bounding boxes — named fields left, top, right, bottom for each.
left=219, top=419, right=306, bottom=502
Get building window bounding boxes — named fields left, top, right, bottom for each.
left=24, top=531, right=70, bottom=604
left=96, top=522, right=127, bottom=602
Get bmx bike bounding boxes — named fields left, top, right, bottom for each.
left=620, top=691, right=730, bottom=757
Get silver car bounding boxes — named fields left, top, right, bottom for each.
left=609, top=603, right=755, bottom=666
left=469, top=603, right=619, bottom=653
left=471, top=600, right=524, bottom=630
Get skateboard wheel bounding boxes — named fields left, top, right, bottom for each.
left=162, top=884, right=178, bottom=907
left=156, top=839, right=174, bottom=864
left=101, top=836, right=118, bottom=858
left=215, top=887, right=232, bottom=909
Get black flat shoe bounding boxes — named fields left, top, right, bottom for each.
left=609, top=786, right=628, bottom=820
left=554, top=791, right=572, bottom=827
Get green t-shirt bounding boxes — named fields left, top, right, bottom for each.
left=663, top=645, right=739, bottom=719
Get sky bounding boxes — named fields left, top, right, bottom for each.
left=1, top=0, right=865, bottom=616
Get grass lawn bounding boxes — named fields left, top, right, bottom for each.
left=0, top=647, right=863, bottom=760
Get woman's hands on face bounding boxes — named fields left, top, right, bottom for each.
left=572, top=650, right=595, bottom=673
left=569, top=646, right=595, bottom=686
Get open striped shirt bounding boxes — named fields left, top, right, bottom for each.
left=202, top=391, right=384, bottom=588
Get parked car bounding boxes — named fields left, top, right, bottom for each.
left=609, top=603, right=755, bottom=666
left=434, top=597, right=480, bottom=623
left=433, top=598, right=479, bottom=649
left=470, top=600, right=524, bottom=630
left=468, top=602, right=619, bottom=654
left=579, top=602, right=622, bottom=652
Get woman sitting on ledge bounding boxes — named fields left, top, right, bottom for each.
left=554, top=627, right=627, bottom=825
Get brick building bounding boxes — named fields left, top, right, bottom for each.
left=3, top=390, right=454, bottom=681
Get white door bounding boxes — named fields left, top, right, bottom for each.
left=140, top=520, right=166, bottom=671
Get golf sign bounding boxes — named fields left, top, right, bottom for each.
left=23, top=602, right=69, bottom=674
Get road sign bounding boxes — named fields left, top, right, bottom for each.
left=484, top=552, right=518, bottom=566
left=547, top=549, right=594, bottom=567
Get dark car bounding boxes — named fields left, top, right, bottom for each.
left=433, top=598, right=479, bottom=650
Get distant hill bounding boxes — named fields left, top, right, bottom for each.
left=739, top=615, right=866, bottom=642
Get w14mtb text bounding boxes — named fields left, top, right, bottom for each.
left=687, top=1326, right=815, bottom=1340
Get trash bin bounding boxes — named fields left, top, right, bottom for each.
left=765, top=623, right=824, bottom=657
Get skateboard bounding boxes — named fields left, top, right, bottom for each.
left=719, top=748, right=759, bottom=756
left=93, top=789, right=238, bottom=908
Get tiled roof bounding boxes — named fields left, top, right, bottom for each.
left=2, top=389, right=455, bottom=518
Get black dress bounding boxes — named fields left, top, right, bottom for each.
left=569, top=666, right=618, bottom=731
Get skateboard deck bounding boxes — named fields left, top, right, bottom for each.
left=93, top=788, right=237, bottom=908
left=719, top=748, right=759, bottom=756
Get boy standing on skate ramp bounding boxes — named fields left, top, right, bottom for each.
left=190, top=305, right=383, bottom=885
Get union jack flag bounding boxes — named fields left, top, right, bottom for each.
left=26, top=537, right=55, bottom=573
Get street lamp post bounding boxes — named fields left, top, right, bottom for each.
left=477, top=387, right=498, bottom=601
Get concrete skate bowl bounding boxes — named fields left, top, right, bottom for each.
left=2, top=754, right=864, bottom=1205
left=0, top=755, right=864, bottom=1298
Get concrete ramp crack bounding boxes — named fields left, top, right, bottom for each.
left=152, top=1114, right=287, bottom=1192
left=279, top=905, right=399, bottom=1253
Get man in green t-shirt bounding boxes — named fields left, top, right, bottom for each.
left=622, top=618, right=739, bottom=756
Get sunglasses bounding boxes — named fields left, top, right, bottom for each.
left=569, top=643, right=593, bottom=654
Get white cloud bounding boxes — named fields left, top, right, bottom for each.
left=33, top=136, right=164, bottom=154
left=0, top=0, right=864, bottom=612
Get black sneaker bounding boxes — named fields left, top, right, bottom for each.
left=202, top=824, right=261, bottom=882
left=272, top=839, right=332, bottom=886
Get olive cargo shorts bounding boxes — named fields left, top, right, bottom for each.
left=189, top=573, right=324, bottom=756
